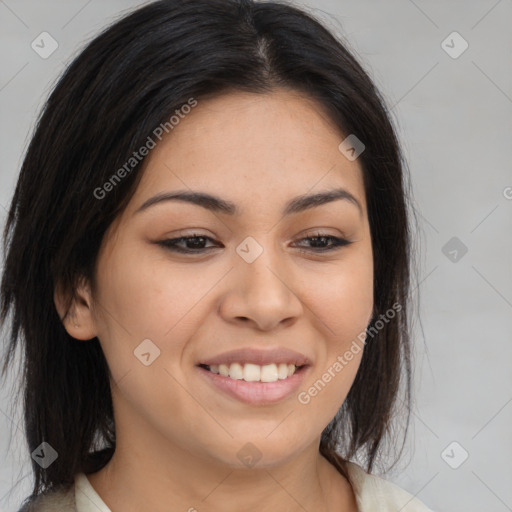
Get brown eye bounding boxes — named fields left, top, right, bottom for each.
left=293, top=234, right=352, bottom=253
left=158, top=234, right=221, bottom=254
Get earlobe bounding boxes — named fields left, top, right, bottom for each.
left=53, top=277, right=98, bottom=341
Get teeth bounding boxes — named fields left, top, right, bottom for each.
left=229, top=362, right=244, bottom=380
left=243, top=363, right=261, bottom=382
left=205, top=362, right=299, bottom=382
left=260, top=363, right=279, bottom=382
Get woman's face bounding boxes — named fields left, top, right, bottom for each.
left=79, top=89, right=373, bottom=468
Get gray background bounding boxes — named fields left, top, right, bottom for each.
left=1, top=1, right=511, bottom=511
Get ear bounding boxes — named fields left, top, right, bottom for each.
left=54, top=276, right=98, bottom=341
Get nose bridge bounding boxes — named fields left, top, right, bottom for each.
left=221, top=233, right=303, bottom=329
left=235, top=234, right=287, bottom=297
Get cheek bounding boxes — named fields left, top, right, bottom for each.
left=303, top=250, right=373, bottom=347
left=295, top=250, right=372, bottom=418
left=91, top=250, right=214, bottom=430
left=92, top=246, right=224, bottom=377
left=94, top=246, right=197, bottom=335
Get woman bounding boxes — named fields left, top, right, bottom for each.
left=1, top=0, right=435, bottom=510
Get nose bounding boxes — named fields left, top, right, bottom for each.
left=218, top=242, right=304, bottom=332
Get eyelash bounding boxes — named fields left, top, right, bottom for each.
left=157, top=233, right=352, bottom=255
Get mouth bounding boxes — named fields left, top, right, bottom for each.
left=195, top=347, right=311, bottom=404
left=198, top=362, right=307, bottom=383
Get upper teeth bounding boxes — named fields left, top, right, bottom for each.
left=207, top=363, right=297, bottom=382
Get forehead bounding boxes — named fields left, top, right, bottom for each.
left=125, top=89, right=367, bottom=217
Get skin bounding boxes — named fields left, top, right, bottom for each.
left=55, top=88, right=373, bottom=512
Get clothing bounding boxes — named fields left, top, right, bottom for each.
left=18, top=461, right=435, bottom=511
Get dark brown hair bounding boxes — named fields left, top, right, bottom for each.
left=1, top=0, right=416, bottom=503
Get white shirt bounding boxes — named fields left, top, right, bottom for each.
left=73, top=461, right=435, bottom=511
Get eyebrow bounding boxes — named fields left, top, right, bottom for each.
left=134, top=187, right=363, bottom=217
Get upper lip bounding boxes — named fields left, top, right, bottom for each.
left=198, top=347, right=312, bottom=367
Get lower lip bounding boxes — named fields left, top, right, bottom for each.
left=196, top=365, right=309, bottom=405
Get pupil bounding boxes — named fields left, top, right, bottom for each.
left=312, top=236, right=328, bottom=247
left=189, top=237, right=205, bottom=248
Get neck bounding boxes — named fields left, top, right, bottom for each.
left=88, top=430, right=356, bottom=512
left=87, top=390, right=357, bottom=512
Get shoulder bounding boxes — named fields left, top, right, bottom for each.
left=344, top=461, right=436, bottom=512
left=17, top=485, right=76, bottom=512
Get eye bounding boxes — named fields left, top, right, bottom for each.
left=292, top=233, right=353, bottom=253
left=156, top=232, right=352, bottom=255
left=157, top=234, right=220, bottom=254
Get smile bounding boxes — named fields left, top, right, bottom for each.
left=200, top=362, right=303, bottom=382
left=196, top=363, right=310, bottom=405
left=196, top=347, right=312, bottom=404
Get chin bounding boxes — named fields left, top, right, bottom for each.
left=205, top=435, right=312, bottom=471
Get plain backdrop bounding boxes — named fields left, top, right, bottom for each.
left=0, top=1, right=511, bottom=511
